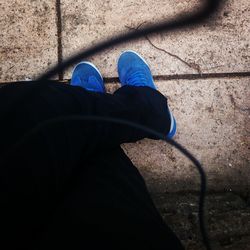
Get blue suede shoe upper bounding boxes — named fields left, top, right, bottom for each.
left=71, top=62, right=105, bottom=93
left=118, top=51, right=156, bottom=89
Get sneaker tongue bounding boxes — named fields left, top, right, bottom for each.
left=88, top=76, right=98, bottom=85
left=127, top=69, right=147, bottom=86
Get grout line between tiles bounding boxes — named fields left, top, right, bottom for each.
left=55, top=0, right=63, bottom=80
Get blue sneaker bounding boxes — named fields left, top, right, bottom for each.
left=117, top=50, right=156, bottom=89
left=70, top=62, right=105, bottom=93
left=118, top=50, right=177, bottom=138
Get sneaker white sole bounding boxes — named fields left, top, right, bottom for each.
left=169, top=110, right=175, bottom=133
left=168, top=110, right=177, bottom=138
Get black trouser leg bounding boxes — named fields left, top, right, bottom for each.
left=0, top=81, right=181, bottom=249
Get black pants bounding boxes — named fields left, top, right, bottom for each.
left=0, top=81, right=183, bottom=249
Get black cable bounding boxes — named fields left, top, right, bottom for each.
left=2, top=115, right=210, bottom=250
left=38, top=0, right=220, bottom=81
left=2, top=0, right=223, bottom=249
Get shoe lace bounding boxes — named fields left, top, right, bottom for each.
left=126, top=69, right=148, bottom=86
left=88, top=76, right=98, bottom=85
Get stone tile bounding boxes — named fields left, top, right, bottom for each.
left=153, top=193, right=250, bottom=249
left=0, top=1, right=58, bottom=82
left=61, top=0, right=249, bottom=78
left=208, top=209, right=250, bottom=240
left=106, top=77, right=250, bottom=192
left=153, top=193, right=247, bottom=215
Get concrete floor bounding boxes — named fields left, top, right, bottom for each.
left=0, top=0, right=249, bottom=249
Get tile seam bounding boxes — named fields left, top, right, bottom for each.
left=55, top=0, right=63, bottom=80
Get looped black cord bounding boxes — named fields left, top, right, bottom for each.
left=2, top=115, right=210, bottom=250
left=3, top=0, right=223, bottom=249
left=38, top=0, right=220, bottom=81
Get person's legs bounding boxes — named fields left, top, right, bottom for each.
left=118, top=50, right=177, bottom=139
left=0, top=52, right=180, bottom=249
left=49, top=53, right=180, bottom=248
left=69, top=52, right=177, bottom=140
left=38, top=146, right=183, bottom=250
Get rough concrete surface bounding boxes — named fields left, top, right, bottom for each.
left=0, top=0, right=58, bottom=82
left=0, top=0, right=250, bottom=249
left=61, top=0, right=249, bottom=78
left=152, top=192, right=250, bottom=249
left=106, top=78, right=250, bottom=249
left=106, top=78, right=250, bottom=194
